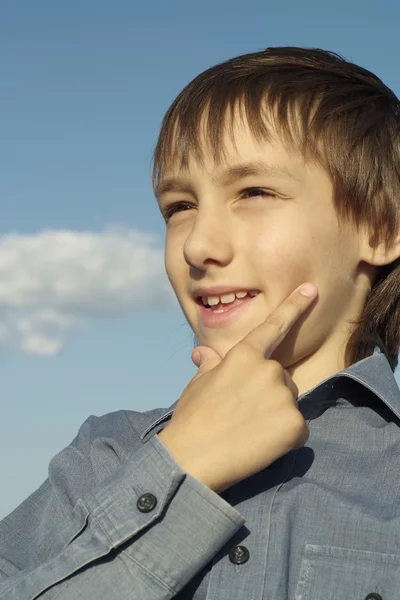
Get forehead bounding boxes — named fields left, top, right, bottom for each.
left=156, top=120, right=306, bottom=196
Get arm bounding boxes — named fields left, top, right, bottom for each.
left=0, top=416, right=245, bottom=599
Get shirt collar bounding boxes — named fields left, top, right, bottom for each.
left=299, top=351, right=400, bottom=419
left=140, top=350, right=400, bottom=440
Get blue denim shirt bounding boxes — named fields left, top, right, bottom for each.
left=1, top=351, right=400, bottom=599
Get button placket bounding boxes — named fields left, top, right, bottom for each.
left=204, top=464, right=286, bottom=600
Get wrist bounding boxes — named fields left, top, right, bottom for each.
left=157, top=430, right=220, bottom=492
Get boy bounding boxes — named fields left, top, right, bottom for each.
left=1, top=47, right=400, bottom=599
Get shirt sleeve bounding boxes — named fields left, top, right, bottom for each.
left=0, top=431, right=245, bottom=600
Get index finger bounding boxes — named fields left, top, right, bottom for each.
left=241, top=283, right=318, bottom=359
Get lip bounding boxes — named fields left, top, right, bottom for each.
left=195, top=291, right=260, bottom=329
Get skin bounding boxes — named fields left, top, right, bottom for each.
left=156, top=119, right=400, bottom=397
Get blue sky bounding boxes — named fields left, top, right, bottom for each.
left=1, top=0, right=400, bottom=517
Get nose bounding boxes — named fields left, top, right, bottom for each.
left=183, top=206, right=234, bottom=272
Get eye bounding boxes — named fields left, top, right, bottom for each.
left=240, top=187, right=276, bottom=199
left=162, top=202, right=194, bottom=223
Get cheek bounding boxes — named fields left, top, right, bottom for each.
left=248, top=226, right=317, bottom=294
left=164, top=236, right=184, bottom=290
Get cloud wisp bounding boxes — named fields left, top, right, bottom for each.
left=0, top=228, right=176, bottom=356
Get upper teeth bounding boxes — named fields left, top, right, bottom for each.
left=202, top=290, right=257, bottom=306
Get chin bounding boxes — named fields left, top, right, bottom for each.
left=209, top=342, right=232, bottom=360
left=196, top=332, right=248, bottom=360
left=196, top=322, right=312, bottom=367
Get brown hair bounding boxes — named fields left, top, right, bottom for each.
left=153, top=47, right=400, bottom=370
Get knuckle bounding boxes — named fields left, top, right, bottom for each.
left=288, top=294, right=304, bottom=309
left=279, top=388, right=298, bottom=412
left=288, top=411, right=307, bottom=442
left=294, top=420, right=310, bottom=448
left=266, top=359, right=284, bottom=379
left=265, top=313, right=286, bottom=332
left=233, top=338, right=259, bottom=360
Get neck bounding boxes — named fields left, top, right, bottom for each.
left=285, top=330, right=352, bottom=397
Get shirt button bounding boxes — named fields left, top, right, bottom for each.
left=136, top=493, right=157, bottom=513
left=228, top=545, right=250, bottom=564
left=364, top=594, right=383, bottom=600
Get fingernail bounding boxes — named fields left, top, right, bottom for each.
left=299, top=283, right=317, bottom=297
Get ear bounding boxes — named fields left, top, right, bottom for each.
left=360, top=224, right=400, bottom=267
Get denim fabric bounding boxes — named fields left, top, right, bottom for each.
left=1, top=351, right=400, bottom=599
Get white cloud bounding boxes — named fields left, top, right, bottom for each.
left=0, top=228, right=177, bottom=356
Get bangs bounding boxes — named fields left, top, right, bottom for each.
left=152, top=84, right=320, bottom=189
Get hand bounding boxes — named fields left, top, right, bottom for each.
left=158, top=283, right=318, bottom=494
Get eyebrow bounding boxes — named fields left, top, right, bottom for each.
left=155, top=161, right=300, bottom=200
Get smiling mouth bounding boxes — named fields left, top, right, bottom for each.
left=195, top=290, right=260, bottom=312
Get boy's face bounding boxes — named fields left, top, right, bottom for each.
left=158, top=121, right=370, bottom=369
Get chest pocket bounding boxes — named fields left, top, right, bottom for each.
left=294, top=544, right=400, bottom=600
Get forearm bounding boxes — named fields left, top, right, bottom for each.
left=0, top=434, right=245, bottom=599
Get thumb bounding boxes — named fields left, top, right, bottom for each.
left=191, top=345, right=222, bottom=374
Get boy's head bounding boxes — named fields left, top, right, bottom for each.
left=153, top=47, right=400, bottom=372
